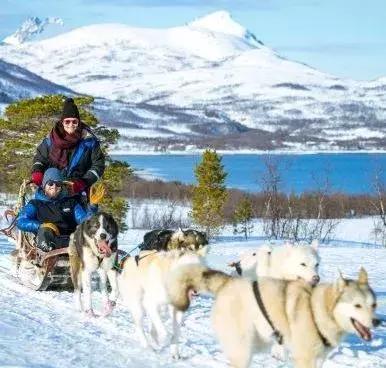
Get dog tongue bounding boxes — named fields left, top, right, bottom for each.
left=353, top=319, right=372, bottom=341
left=98, top=240, right=112, bottom=257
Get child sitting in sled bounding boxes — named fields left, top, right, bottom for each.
left=16, top=168, right=104, bottom=252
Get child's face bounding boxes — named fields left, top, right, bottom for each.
left=44, top=181, right=62, bottom=199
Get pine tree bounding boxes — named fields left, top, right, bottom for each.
left=191, top=149, right=228, bottom=238
left=233, top=196, right=254, bottom=239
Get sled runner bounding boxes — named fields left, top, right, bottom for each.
left=12, top=231, right=73, bottom=291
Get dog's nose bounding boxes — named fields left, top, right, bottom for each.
left=372, top=318, right=381, bottom=327
left=312, top=275, right=320, bottom=284
left=99, top=233, right=107, bottom=240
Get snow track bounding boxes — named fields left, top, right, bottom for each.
left=1, top=234, right=386, bottom=367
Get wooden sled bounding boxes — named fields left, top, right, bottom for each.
left=12, top=230, right=73, bottom=291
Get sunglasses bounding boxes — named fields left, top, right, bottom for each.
left=46, top=181, right=63, bottom=188
left=63, top=119, right=79, bottom=126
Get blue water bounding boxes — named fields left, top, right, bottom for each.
left=113, top=153, right=386, bottom=194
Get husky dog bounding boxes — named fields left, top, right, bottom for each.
left=118, top=245, right=208, bottom=358
left=141, top=228, right=208, bottom=251
left=167, top=228, right=208, bottom=250
left=229, top=241, right=320, bottom=286
left=68, top=212, right=119, bottom=316
left=168, top=266, right=379, bottom=368
left=229, top=241, right=320, bottom=361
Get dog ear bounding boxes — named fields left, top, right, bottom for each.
left=197, top=245, right=208, bottom=257
left=311, top=239, right=319, bottom=251
left=335, top=270, right=347, bottom=293
left=358, top=267, right=368, bottom=285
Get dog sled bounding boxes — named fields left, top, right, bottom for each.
left=0, top=180, right=74, bottom=290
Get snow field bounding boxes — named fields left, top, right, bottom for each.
left=0, top=206, right=385, bottom=367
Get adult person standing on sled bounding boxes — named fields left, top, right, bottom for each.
left=30, top=97, right=105, bottom=195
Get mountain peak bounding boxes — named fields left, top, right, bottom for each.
left=188, top=10, right=263, bottom=47
left=2, top=16, right=63, bottom=45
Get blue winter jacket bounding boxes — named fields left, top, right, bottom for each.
left=16, top=189, right=97, bottom=235
left=32, top=129, right=105, bottom=187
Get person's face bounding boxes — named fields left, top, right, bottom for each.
left=44, top=181, right=62, bottom=198
left=62, top=118, right=79, bottom=135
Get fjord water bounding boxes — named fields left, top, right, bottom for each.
left=114, top=153, right=386, bottom=194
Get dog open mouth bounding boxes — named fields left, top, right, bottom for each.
left=351, top=318, right=372, bottom=341
left=97, top=240, right=112, bottom=257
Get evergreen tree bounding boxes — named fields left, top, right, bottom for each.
left=233, top=196, right=254, bottom=239
left=191, top=149, right=227, bottom=238
left=0, top=95, right=132, bottom=230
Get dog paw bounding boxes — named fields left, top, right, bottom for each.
left=271, top=344, right=287, bottom=361
left=170, top=345, right=180, bottom=360
left=101, top=300, right=116, bottom=317
left=84, top=309, right=97, bottom=318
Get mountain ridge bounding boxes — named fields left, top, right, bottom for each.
left=0, top=12, right=385, bottom=152
left=2, top=16, right=63, bottom=45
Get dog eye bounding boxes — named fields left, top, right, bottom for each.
left=301, top=263, right=306, bottom=267
left=315, top=263, right=319, bottom=268
left=252, top=253, right=256, bottom=256
left=354, top=304, right=362, bottom=309
left=372, top=303, right=377, bottom=309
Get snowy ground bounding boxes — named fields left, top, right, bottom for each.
left=0, top=213, right=385, bottom=367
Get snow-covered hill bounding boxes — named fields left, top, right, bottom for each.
left=0, top=59, right=72, bottom=109
left=1, top=11, right=385, bottom=152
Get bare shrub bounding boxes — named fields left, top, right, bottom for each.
left=129, top=200, right=191, bottom=230
left=370, top=169, right=386, bottom=246
left=259, top=156, right=339, bottom=242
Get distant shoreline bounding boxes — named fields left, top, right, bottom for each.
left=110, top=149, right=386, bottom=156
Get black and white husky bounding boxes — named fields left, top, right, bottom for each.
left=69, top=212, right=119, bottom=317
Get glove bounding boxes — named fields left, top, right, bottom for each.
left=71, top=179, right=86, bottom=194
left=31, top=171, right=43, bottom=186
left=90, top=183, right=106, bottom=205
left=40, top=222, right=60, bottom=236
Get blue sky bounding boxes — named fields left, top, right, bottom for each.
left=1, top=0, right=385, bottom=80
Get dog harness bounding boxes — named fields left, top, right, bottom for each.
left=252, top=281, right=284, bottom=345
left=234, top=262, right=242, bottom=276
left=310, top=305, right=332, bottom=348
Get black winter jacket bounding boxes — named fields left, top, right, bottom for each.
left=32, top=129, right=105, bottom=187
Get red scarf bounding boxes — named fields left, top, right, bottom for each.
left=49, top=126, right=82, bottom=169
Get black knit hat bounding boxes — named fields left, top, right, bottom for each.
left=61, top=97, right=80, bottom=120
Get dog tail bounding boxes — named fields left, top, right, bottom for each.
left=167, top=264, right=231, bottom=312
left=69, top=254, right=81, bottom=290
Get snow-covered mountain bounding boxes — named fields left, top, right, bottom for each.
left=2, top=17, right=63, bottom=45
left=1, top=11, right=385, bottom=152
left=0, top=59, right=72, bottom=110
